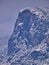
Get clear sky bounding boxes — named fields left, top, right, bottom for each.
left=0, top=0, right=49, bottom=38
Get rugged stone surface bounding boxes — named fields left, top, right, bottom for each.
left=7, top=8, right=49, bottom=65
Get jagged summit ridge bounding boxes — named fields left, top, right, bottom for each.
left=20, top=7, right=49, bottom=19
left=7, top=8, right=49, bottom=65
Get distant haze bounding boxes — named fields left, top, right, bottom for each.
left=0, top=0, right=49, bottom=38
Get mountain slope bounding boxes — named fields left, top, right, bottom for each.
left=7, top=8, right=49, bottom=65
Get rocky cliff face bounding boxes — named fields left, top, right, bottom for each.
left=7, top=8, right=49, bottom=65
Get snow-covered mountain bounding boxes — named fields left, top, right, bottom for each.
left=7, top=8, right=49, bottom=65
left=0, top=8, right=49, bottom=65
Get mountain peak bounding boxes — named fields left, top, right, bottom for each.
left=7, top=8, right=49, bottom=65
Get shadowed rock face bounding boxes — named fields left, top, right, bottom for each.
left=8, top=9, right=32, bottom=55
left=7, top=8, right=49, bottom=65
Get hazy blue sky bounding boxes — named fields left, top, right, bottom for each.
left=0, top=0, right=49, bottom=38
